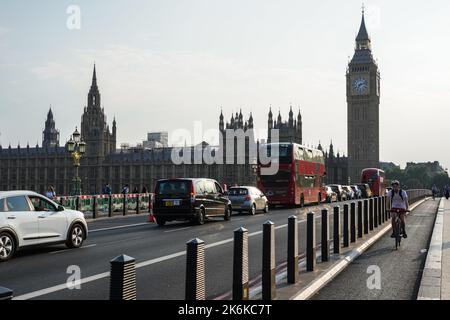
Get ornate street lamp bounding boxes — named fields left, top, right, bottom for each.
left=66, top=127, right=86, bottom=196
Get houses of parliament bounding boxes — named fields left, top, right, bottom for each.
left=0, top=11, right=377, bottom=195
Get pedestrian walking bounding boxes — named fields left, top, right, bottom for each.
left=45, top=185, right=56, bottom=200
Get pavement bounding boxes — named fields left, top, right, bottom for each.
left=312, top=199, right=439, bottom=300
left=417, top=198, right=450, bottom=300
left=0, top=200, right=354, bottom=300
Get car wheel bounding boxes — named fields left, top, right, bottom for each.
left=224, top=206, right=232, bottom=221
left=197, top=208, right=206, bottom=225
left=66, top=224, right=85, bottom=249
left=0, top=232, right=15, bottom=262
left=249, top=204, right=256, bottom=216
left=156, top=217, right=166, bottom=226
left=263, top=202, right=269, bottom=213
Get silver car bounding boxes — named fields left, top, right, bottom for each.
left=227, top=186, right=269, bottom=215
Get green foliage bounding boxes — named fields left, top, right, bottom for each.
left=386, top=166, right=450, bottom=190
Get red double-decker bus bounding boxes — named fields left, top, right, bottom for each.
left=257, top=143, right=326, bottom=206
left=361, top=168, right=386, bottom=197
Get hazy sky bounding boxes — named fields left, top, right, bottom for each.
left=1, top=0, right=449, bottom=170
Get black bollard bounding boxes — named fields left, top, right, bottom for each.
left=185, top=238, right=206, bottom=300
left=343, top=204, right=350, bottom=247
left=377, top=197, right=382, bottom=225
left=364, top=199, right=369, bottom=234
left=109, top=254, right=137, bottom=300
left=333, top=206, right=341, bottom=254
left=92, top=196, right=97, bottom=219
left=306, top=213, right=316, bottom=271
left=357, top=201, right=363, bottom=238
left=369, top=198, right=374, bottom=231
left=287, top=216, right=298, bottom=284
left=0, top=287, right=13, bottom=300
left=379, top=197, right=384, bottom=224
left=384, top=196, right=388, bottom=221
left=374, top=197, right=378, bottom=228
left=233, top=227, right=249, bottom=300
left=108, top=195, right=113, bottom=217
left=136, top=195, right=141, bottom=215
left=123, top=195, right=128, bottom=216
left=321, top=209, right=330, bottom=262
left=350, top=202, right=356, bottom=243
left=262, top=221, right=276, bottom=300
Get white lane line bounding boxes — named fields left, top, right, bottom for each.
left=14, top=220, right=295, bottom=300
left=164, top=227, right=191, bottom=233
left=89, top=223, right=149, bottom=233
left=49, top=244, right=97, bottom=255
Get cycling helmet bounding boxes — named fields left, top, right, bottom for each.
left=391, top=180, right=400, bottom=186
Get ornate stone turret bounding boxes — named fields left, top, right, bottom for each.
left=42, top=107, right=60, bottom=149
left=81, top=64, right=117, bottom=157
left=268, top=107, right=302, bottom=144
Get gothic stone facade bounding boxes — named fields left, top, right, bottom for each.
left=0, top=67, right=257, bottom=195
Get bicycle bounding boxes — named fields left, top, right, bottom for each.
left=390, top=208, right=409, bottom=250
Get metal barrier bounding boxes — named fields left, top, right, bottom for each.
left=55, top=193, right=154, bottom=219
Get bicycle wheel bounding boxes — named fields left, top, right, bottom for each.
left=395, top=219, right=402, bottom=249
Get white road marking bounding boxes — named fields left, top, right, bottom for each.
left=164, top=227, right=191, bottom=233
left=49, top=244, right=97, bottom=254
left=89, top=223, right=149, bottom=233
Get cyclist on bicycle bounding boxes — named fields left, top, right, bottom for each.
left=388, top=180, right=409, bottom=239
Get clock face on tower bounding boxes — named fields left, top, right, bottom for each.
left=352, top=77, right=368, bottom=94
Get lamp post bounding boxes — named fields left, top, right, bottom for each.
left=66, top=127, right=86, bottom=196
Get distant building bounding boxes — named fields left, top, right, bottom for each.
left=143, top=132, right=168, bottom=149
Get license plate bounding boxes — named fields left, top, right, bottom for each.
left=165, top=200, right=181, bottom=206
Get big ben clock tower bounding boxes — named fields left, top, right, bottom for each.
left=347, top=9, right=380, bottom=183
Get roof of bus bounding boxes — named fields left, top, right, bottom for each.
left=362, top=168, right=385, bottom=173
left=260, top=142, right=323, bottom=153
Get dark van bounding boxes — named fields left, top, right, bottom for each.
left=153, top=178, right=232, bottom=226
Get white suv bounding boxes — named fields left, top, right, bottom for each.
left=0, top=191, right=88, bottom=261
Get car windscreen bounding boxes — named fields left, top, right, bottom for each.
left=259, top=144, right=292, bottom=164
left=228, top=188, right=249, bottom=196
left=156, top=180, right=190, bottom=195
